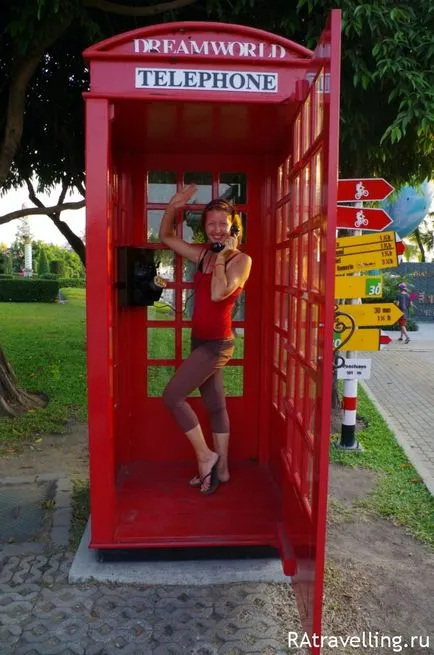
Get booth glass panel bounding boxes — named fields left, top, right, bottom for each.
left=282, top=292, right=289, bottom=331
left=276, top=207, right=283, bottom=243
left=278, top=378, right=287, bottom=418
left=147, top=210, right=164, bottom=241
left=273, top=332, right=280, bottom=367
left=311, top=229, right=321, bottom=292
left=292, top=176, right=300, bottom=230
left=282, top=247, right=290, bottom=287
left=283, top=159, right=290, bottom=199
left=282, top=202, right=290, bottom=240
left=182, top=288, right=196, bottom=319
left=300, top=232, right=309, bottom=289
left=147, top=289, right=175, bottom=321
left=184, top=172, right=212, bottom=203
left=299, top=300, right=308, bottom=358
left=272, top=371, right=278, bottom=409
left=287, top=356, right=296, bottom=405
left=289, top=296, right=298, bottom=349
left=309, top=303, right=319, bottom=366
left=147, top=171, right=176, bottom=203
left=233, top=331, right=244, bottom=358
left=219, top=172, right=247, bottom=204
left=313, top=72, right=325, bottom=140
left=232, top=290, right=245, bottom=320
left=275, top=250, right=282, bottom=285
left=313, top=151, right=322, bottom=218
left=295, top=364, right=305, bottom=417
left=302, top=95, right=312, bottom=156
left=182, top=257, right=197, bottom=282
left=223, top=366, right=243, bottom=396
left=182, top=211, right=205, bottom=244
left=182, top=328, right=192, bottom=358
left=148, top=327, right=175, bottom=359
left=148, top=366, right=175, bottom=396
left=294, top=115, right=301, bottom=163
left=274, top=291, right=281, bottom=327
left=307, top=376, right=317, bottom=434
left=277, top=165, right=283, bottom=201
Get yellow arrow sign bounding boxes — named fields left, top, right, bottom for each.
left=336, top=231, right=395, bottom=250
left=333, top=328, right=381, bottom=352
left=335, top=231, right=398, bottom=274
left=336, top=248, right=398, bottom=274
left=336, top=303, right=403, bottom=327
left=335, top=275, right=383, bottom=299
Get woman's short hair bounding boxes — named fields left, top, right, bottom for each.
left=200, top=199, right=243, bottom=240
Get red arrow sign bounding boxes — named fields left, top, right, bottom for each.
left=336, top=206, right=393, bottom=231
left=338, top=178, right=394, bottom=202
left=380, top=333, right=392, bottom=346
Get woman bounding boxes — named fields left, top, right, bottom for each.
left=395, top=282, right=412, bottom=344
left=159, top=183, right=252, bottom=495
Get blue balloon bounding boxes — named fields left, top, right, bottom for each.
left=381, top=180, right=434, bottom=237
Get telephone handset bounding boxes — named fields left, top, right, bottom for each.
left=211, top=224, right=240, bottom=253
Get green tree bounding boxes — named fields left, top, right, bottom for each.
left=0, top=0, right=433, bottom=256
left=0, top=0, right=433, bottom=416
left=37, top=248, right=50, bottom=276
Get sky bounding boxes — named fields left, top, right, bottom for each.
left=0, top=185, right=85, bottom=247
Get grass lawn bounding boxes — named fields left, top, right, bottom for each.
left=331, top=383, right=434, bottom=548
left=1, top=291, right=433, bottom=549
left=0, top=288, right=87, bottom=450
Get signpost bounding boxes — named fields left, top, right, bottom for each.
left=335, top=231, right=398, bottom=274
left=337, top=178, right=394, bottom=202
left=336, top=206, right=393, bottom=231
left=336, top=358, right=372, bottom=380
left=336, top=177, right=396, bottom=451
left=334, top=328, right=393, bottom=351
left=334, top=275, right=383, bottom=299
left=336, top=302, right=403, bottom=327
left=334, top=328, right=383, bottom=352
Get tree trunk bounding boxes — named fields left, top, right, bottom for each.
left=414, top=227, right=426, bottom=262
left=49, top=215, right=86, bottom=265
left=0, top=346, right=47, bottom=417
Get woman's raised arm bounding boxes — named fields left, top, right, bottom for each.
left=159, top=184, right=204, bottom=264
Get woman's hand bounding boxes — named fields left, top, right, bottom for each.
left=216, top=235, right=238, bottom=258
left=168, top=184, right=198, bottom=210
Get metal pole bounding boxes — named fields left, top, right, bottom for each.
left=338, top=200, right=363, bottom=451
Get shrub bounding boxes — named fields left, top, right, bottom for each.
left=38, top=249, right=50, bottom=276
left=0, top=279, right=59, bottom=302
left=58, top=277, right=85, bottom=288
left=50, top=259, right=65, bottom=276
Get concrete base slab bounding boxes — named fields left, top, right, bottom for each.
left=69, top=520, right=290, bottom=585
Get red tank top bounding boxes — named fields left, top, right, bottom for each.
left=191, top=252, right=243, bottom=340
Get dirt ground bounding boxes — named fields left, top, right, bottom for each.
left=1, top=423, right=433, bottom=654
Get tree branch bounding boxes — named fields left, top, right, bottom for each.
left=23, top=177, right=86, bottom=265
left=0, top=201, right=85, bottom=226
left=83, top=0, right=199, bottom=16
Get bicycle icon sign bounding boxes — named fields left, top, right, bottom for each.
left=354, top=210, right=369, bottom=228
left=355, top=181, right=369, bottom=200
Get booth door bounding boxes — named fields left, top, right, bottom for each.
left=134, top=155, right=263, bottom=463
left=273, top=13, right=340, bottom=643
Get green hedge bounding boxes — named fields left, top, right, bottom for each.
left=58, top=277, right=85, bottom=288
left=0, top=274, right=13, bottom=279
left=0, top=279, right=60, bottom=302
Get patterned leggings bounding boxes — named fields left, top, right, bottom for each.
left=162, top=338, right=234, bottom=433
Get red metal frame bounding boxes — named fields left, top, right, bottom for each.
left=84, top=14, right=341, bottom=653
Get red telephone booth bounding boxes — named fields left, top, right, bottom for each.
left=84, top=11, right=340, bottom=647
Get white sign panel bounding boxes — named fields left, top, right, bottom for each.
left=133, top=38, right=287, bottom=59
left=135, top=68, right=278, bottom=93
left=336, top=358, right=372, bottom=380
